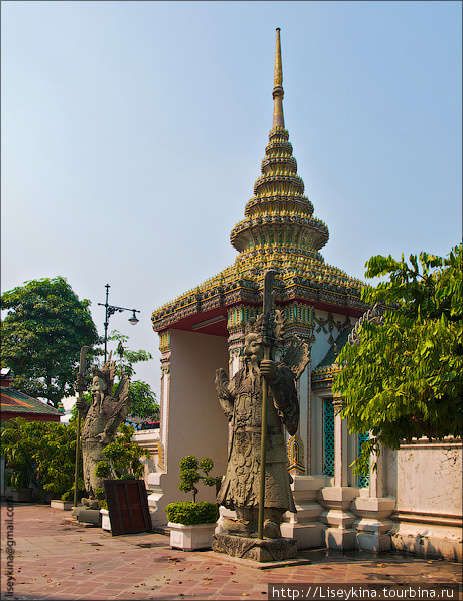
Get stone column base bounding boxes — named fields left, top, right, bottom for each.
left=325, top=527, right=357, bottom=550
left=351, top=496, right=395, bottom=552
left=319, top=486, right=359, bottom=530
left=72, top=507, right=102, bottom=525
left=213, top=533, right=297, bottom=562
left=146, top=471, right=171, bottom=528
left=280, top=521, right=326, bottom=549
left=357, top=532, right=391, bottom=552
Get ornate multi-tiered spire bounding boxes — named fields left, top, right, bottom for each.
left=230, top=28, right=329, bottom=274
left=152, top=29, right=365, bottom=335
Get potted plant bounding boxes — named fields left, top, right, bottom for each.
left=94, top=423, right=149, bottom=531
left=166, top=455, right=221, bottom=551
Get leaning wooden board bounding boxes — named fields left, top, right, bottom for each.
left=103, top=479, right=151, bottom=536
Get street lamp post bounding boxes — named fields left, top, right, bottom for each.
left=98, top=284, right=140, bottom=362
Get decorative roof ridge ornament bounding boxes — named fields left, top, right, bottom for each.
left=273, top=27, right=285, bottom=129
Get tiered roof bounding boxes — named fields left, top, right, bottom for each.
left=1, top=369, right=62, bottom=422
left=152, top=29, right=366, bottom=334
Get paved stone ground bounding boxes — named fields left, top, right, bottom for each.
left=1, top=502, right=461, bottom=601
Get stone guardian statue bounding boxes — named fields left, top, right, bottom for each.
left=75, top=355, right=131, bottom=501
left=215, top=284, right=309, bottom=540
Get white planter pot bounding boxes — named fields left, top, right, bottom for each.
left=100, top=508, right=111, bottom=532
left=50, top=500, right=73, bottom=511
left=168, top=522, right=217, bottom=551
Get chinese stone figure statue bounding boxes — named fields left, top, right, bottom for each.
left=215, top=312, right=308, bottom=539
left=76, top=356, right=131, bottom=500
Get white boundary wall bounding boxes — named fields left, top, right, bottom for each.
left=384, top=438, right=462, bottom=561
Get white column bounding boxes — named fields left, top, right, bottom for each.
left=351, top=437, right=395, bottom=552
left=319, top=395, right=358, bottom=550
left=333, top=397, right=348, bottom=488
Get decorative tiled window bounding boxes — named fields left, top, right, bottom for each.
left=323, top=398, right=334, bottom=477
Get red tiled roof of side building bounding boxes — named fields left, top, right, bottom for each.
left=1, top=387, right=61, bottom=422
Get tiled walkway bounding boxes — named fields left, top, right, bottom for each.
left=1, top=502, right=461, bottom=600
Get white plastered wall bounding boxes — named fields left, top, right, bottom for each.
left=384, top=439, right=462, bottom=560
left=147, top=329, right=229, bottom=522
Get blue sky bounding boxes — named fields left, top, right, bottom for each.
left=2, top=1, right=461, bottom=402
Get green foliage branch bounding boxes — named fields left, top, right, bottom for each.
left=109, top=330, right=159, bottom=420
left=334, top=245, right=462, bottom=475
left=94, top=423, right=149, bottom=508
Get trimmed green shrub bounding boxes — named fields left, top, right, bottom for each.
left=178, top=454, right=221, bottom=502
left=166, top=501, right=219, bottom=525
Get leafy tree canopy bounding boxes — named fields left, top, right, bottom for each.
left=109, top=330, right=158, bottom=420
left=334, top=245, right=462, bottom=473
left=128, top=380, right=159, bottom=421
left=0, top=417, right=84, bottom=501
left=71, top=330, right=159, bottom=421
left=1, top=277, right=99, bottom=407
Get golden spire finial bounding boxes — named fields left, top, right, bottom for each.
left=272, top=27, right=285, bottom=129
left=274, top=27, right=283, bottom=88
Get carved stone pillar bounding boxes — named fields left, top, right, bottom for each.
left=146, top=332, right=171, bottom=527
left=281, top=475, right=329, bottom=549
left=351, top=438, right=395, bottom=552
left=319, top=395, right=358, bottom=549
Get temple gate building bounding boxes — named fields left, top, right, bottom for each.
left=144, top=29, right=462, bottom=559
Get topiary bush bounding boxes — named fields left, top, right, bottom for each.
left=166, top=501, right=219, bottom=525
left=178, top=455, right=222, bottom=502
left=165, top=455, right=222, bottom=526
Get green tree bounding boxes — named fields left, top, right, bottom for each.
left=1, top=277, right=99, bottom=407
left=0, top=417, right=84, bottom=501
left=334, top=245, right=462, bottom=474
left=0, top=418, right=44, bottom=490
left=109, top=330, right=158, bottom=420
left=70, top=332, right=159, bottom=422
left=32, top=419, right=84, bottom=501
left=128, top=381, right=159, bottom=420
left=94, top=423, right=149, bottom=481
left=110, top=330, right=152, bottom=379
